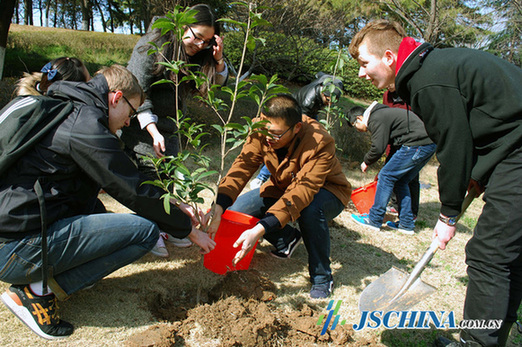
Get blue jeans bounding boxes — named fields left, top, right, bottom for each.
left=255, top=165, right=271, bottom=182
left=369, top=143, right=436, bottom=230
left=0, top=213, right=158, bottom=300
left=229, top=188, right=345, bottom=285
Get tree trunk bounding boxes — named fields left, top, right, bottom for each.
left=53, top=0, right=57, bottom=27
left=15, top=0, right=20, bottom=24
left=24, top=0, right=33, bottom=25
left=38, top=0, right=43, bottom=26
left=81, top=0, right=90, bottom=30
left=0, top=0, right=17, bottom=79
left=128, top=4, right=133, bottom=35
left=108, top=0, right=114, bottom=32
left=44, top=0, right=49, bottom=26
left=140, top=0, right=150, bottom=34
left=93, top=0, right=107, bottom=32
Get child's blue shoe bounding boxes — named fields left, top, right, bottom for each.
left=351, top=213, right=381, bottom=231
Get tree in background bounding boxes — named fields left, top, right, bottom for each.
left=485, top=0, right=521, bottom=67
left=0, top=0, right=17, bottom=79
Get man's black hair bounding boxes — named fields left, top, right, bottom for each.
left=263, top=94, right=302, bottom=127
left=347, top=106, right=366, bottom=126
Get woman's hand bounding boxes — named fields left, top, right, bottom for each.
left=177, top=202, right=202, bottom=227
left=152, top=133, right=165, bottom=158
left=145, top=123, right=165, bottom=158
left=188, top=227, right=216, bottom=254
left=212, top=35, right=224, bottom=61
left=232, top=224, right=265, bottom=265
left=205, top=204, right=223, bottom=239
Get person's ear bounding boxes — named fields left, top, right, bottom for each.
left=294, top=122, right=303, bottom=134
left=383, top=49, right=397, bottom=67
left=109, top=90, right=122, bottom=108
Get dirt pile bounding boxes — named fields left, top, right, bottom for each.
left=126, top=270, right=353, bottom=346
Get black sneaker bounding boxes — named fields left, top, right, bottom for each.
left=310, top=280, right=334, bottom=299
left=270, top=231, right=302, bottom=259
left=433, top=336, right=461, bottom=347
left=1, top=285, right=74, bottom=339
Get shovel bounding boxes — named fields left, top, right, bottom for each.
left=359, top=187, right=478, bottom=312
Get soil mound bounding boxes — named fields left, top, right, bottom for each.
left=209, top=269, right=277, bottom=302
left=126, top=270, right=353, bottom=346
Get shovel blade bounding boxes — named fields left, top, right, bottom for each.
left=359, top=267, right=436, bottom=312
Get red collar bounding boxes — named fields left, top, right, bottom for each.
left=396, top=37, right=421, bottom=75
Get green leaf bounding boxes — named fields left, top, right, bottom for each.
left=163, top=196, right=171, bottom=215
left=225, top=123, right=246, bottom=131
left=212, top=124, right=224, bottom=133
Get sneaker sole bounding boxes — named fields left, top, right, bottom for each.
left=1, top=291, right=69, bottom=340
left=386, top=223, right=415, bottom=235
left=166, top=239, right=193, bottom=248
left=270, top=237, right=302, bottom=259
left=351, top=216, right=380, bottom=232
left=150, top=249, right=169, bottom=257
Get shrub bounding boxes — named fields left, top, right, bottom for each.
left=223, top=31, right=333, bottom=82
left=340, top=59, right=384, bottom=100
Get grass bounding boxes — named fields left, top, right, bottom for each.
left=5, top=24, right=139, bottom=78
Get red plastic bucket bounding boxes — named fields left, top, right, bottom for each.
left=351, top=181, right=377, bottom=214
left=204, top=210, right=260, bottom=275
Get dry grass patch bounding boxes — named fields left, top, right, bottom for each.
left=1, top=155, right=521, bottom=346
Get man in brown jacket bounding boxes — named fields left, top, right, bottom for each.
left=207, top=94, right=351, bottom=299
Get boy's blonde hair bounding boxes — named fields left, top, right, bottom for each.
left=349, top=19, right=407, bottom=59
left=96, top=64, right=145, bottom=103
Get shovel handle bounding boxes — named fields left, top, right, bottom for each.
left=391, top=238, right=439, bottom=301
left=390, top=187, right=478, bottom=303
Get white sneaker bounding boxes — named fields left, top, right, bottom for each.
left=250, top=178, right=264, bottom=190
left=150, top=235, right=169, bottom=257
left=161, top=232, right=192, bottom=248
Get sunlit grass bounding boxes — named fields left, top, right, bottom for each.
left=5, top=24, right=139, bottom=77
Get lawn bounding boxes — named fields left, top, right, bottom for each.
left=1, top=158, right=519, bottom=346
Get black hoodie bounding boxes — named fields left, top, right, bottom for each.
left=395, top=41, right=522, bottom=216
left=0, top=75, right=191, bottom=241
left=364, top=103, right=433, bottom=166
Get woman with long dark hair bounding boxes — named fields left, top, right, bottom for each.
left=123, top=4, right=228, bottom=252
left=123, top=4, right=227, bottom=163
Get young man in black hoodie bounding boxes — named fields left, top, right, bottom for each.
left=349, top=19, right=522, bottom=346
left=0, top=65, right=215, bottom=340
left=348, top=103, right=435, bottom=234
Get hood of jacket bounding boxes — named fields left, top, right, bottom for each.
left=395, top=42, right=434, bottom=104
left=47, top=74, right=110, bottom=115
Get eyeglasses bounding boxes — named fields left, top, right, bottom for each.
left=267, top=124, right=295, bottom=141
left=121, top=94, right=138, bottom=119
left=187, top=26, right=215, bottom=49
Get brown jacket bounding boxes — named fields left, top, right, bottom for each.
left=218, top=116, right=352, bottom=227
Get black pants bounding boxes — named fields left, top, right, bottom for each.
left=463, top=146, right=522, bottom=346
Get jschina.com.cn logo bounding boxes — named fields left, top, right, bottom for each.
left=316, top=300, right=346, bottom=335
left=317, top=300, right=503, bottom=335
